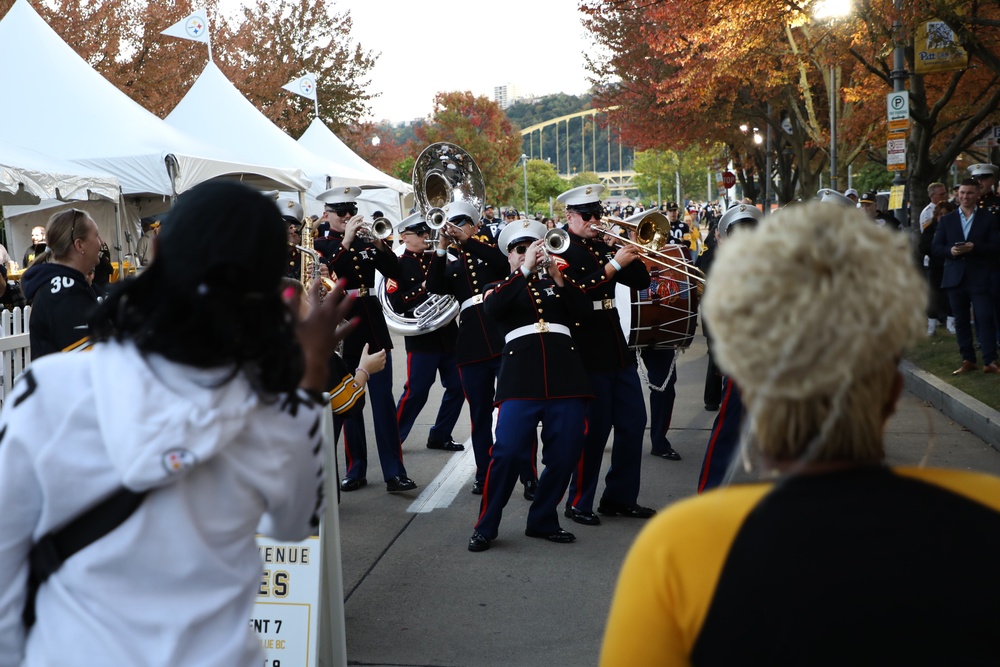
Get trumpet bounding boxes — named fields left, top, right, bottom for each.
left=356, top=217, right=394, bottom=241
left=536, top=228, right=570, bottom=274
left=592, top=218, right=706, bottom=285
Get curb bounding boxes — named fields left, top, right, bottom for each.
left=900, top=359, right=1000, bottom=452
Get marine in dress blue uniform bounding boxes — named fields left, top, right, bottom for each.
left=630, top=206, right=687, bottom=462
left=697, top=203, right=762, bottom=493
left=426, top=201, right=538, bottom=497
left=468, top=220, right=594, bottom=552
left=314, top=186, right=416, bottom=494
left=557, top=185, right=656, bottom=527
left=387, top=213, right=465, bottom=451
left=968, top=164, right=1000, bottom=344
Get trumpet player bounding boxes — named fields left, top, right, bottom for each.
left=426, top=201, right=539, bottom=498
left=468, top=220, right=594, bottom=552
left=314, top=186, right=416, bottom=494
left=558, top=184, right=657, bottom=526
left=388, top=213, right=465, bottom=452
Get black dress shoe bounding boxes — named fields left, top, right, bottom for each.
left=524, top=527, right=575, bottom=543
left=340, top=477, right=367, bottom=492
left=522, top=479, right=538, bottom=501
left=651, top=446, right=682, bottom=461
left=705, top=403, right=720, bottom=411
left=597, top=499, right=656, bottom=519
left=564, top=506, right=601, bottom=526
left=471, top=480, right=484, bottom=495
left=386, top=476, right=417, bottom=493
left=427, top=438, right=465, bottom=451
left=468, top=532, right=491, bottom=552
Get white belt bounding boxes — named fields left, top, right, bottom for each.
left=593, top=298, right=616, bottom=310
left=505, top=321, right=571, bottom=343
left=346, top=286, right=370, bottom=297
left=460, top=294, right=484, bottom=311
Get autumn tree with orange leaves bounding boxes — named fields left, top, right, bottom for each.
left=417, top=92, right=524, bottom=208
left=0, top=0, right=376, bottom=140
left=583, top=0, right=1000, bottom=223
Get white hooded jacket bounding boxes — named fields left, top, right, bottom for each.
left=0, top=342, right=326, bottom=666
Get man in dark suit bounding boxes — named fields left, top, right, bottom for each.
left=932, top=178, right=1000, bottom=375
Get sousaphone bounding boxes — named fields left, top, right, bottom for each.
left=376, top=142, right=486, bottom=334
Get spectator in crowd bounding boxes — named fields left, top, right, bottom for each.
left=932, top=178, right=999, bottom=375
left=919, top=183, right=954, bottom=336
left=21, top=226, right=46, bottom=268
left=0, top=180, right=355, bottom=666
left=601, top=201, right=1000, bottom=666
left=22, top=209, right=103, bottom=359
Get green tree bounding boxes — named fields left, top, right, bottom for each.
left=417, top=92, right=523, bottom=208
left=633, top=148, right=718, bottom=205
left=524, top=160, right=565, bottom=216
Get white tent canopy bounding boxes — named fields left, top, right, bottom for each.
left=298, top=118, right=411, bottom=196
left=1, top=139, right=125, bottom=268
left=165, top=62, right=381, bottom=198
left=0, top=140, right=120, bottom=206
left=0, top=0, right=310, bottom=198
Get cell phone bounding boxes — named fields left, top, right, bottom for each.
left=953, top=241, right=966, bottom=247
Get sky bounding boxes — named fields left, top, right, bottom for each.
left=343, top=0, right=596, bottom=123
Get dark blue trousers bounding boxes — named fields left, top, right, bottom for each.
left=396, top=350, right=464, bottom=444
left=458, top=359, right=538, bottom=485
left=640, top=348, right=678, bottom=453
left=698, top=377, right=743, bottom=493
left=474, top=398, right=587, bottom=541
left=458, top=358, right=501, bottom=484
left=339, top=350, right=407, bottom=482
left=566, top=365, right=647, bottom=512
left=948, top=283, right=997, bottom=365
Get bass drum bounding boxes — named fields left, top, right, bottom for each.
left=615, top=245, right=701, bottom=349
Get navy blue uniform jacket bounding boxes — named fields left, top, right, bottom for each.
left=426, top=234, right=508, bottom=366
left=559, top=233, right=650, bottom=373
left=484, top=270, right=594, bottom=404
left=388, top=249, right=458, bottom=354
left=315, top=231, right=400, bottom=358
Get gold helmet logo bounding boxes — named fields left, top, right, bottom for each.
left=343, top=188, right=351, bottom=194
left=522, top=221, right=530, bottom=228
left=585, top=187, right=593, bottom=195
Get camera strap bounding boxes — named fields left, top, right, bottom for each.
left=23, top=487, right=146, bottom=628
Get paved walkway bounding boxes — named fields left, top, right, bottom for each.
left=332, top=331, right=1000, bottom=667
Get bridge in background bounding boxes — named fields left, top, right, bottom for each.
left=519, top=107, right=637, bottom=196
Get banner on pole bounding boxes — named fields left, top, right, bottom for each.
left=161, top=9, right=211, bottom=44
left=283, top=74, right=318, bottom=101
left=914, top=19, right=968, bottom=74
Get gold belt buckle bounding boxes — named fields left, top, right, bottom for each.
left=534, top=320, right=551, bottom=334
left=358, top=286, right=369, bottom=297
left=602, top=298, right=613, bottom=310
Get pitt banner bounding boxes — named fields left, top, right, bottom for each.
left=915, top=19, right=968, bottom=74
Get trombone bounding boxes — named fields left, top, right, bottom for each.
left=593, top=216, right=706, bottom=285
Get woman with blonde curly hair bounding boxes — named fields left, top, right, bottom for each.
left=601, top=201, right=1000, bottom=666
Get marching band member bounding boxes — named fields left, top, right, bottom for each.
left=427, top=201, right=538, bottom=498
left=279, top=197, right=305, bottom=279
left=559, top=184, right=656, bottom=527
left=623, top=209, right=682, bottom=462
left=388, top=212, right=465, bottom=451
left=697, top=203, right=762, bottom=493
left=468, top=220, right=594, bottom=552
left=314, top=186, right=416, bottom=494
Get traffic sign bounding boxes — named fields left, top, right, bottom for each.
left=888, top=119, right=910, bottom=132
left=887, top=136, right=906, bottom=171
left=887, top=92, right=909, bottom=123
left=721, top=171, right=736, bottom=189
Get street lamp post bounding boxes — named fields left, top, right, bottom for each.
left=520, top=154, right=529, bottom=216
left=815, top=0, right=850, bottom=193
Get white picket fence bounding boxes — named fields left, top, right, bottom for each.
left=0, top=307, right=31, bottom=409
